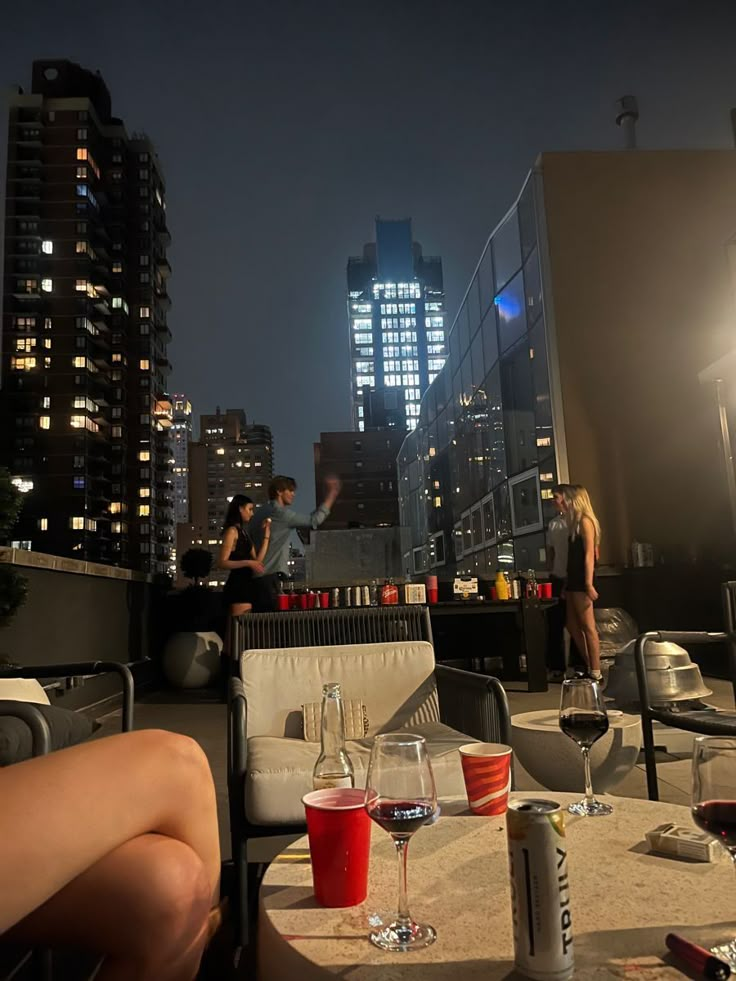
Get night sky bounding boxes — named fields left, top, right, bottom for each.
left=2, top=0, right=736, bottom=505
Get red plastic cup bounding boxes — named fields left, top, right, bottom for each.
left=308, top=592, right=318, bottom=609
left=298, top=593, right=308, bottom=610
left=541, top=581, right=553, bottom=600
left=276, top=594, right=289, bottom=611
left=302, top=788, right=372, bottom=907
left=490, top=586, right=498, bottom=601
left=288, top=593, right=299, bottom=610
left=319, top=591, right=330, bottom=608
left=459, top=743, right=513, bottom=815
left=426, top=575, right=438, bottom=604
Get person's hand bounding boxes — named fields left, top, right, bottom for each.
left=586, top=585, right=598, bottom=602
left=263, top=517, right=272, bottom=534
left=324, top=475, right=341, bottom=495
left=249, top=561, right=265, bottom=574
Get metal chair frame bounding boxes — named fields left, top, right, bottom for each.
left=634, top=630, right=736, bottom=800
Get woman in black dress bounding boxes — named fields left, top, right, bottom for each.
left=562, top=484, right=602, bottom=682
left=217, top=495, right=270, bottom=616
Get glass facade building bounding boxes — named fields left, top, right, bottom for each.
left=347, top=218, right=447, bottom=433
left=398, top=172, right=559, bottom=578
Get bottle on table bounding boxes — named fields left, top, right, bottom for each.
left=495, top=570, right=509, bottom=601
left=312, top=682, right=354, bottom=790
left=381, top=578, right=399, bottom=605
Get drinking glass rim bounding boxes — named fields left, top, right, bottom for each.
left=694, top=735, right=736, bottom=749
left=561, top=677, right=598, bottom=687
left=374, top=732, right=426, bottom=746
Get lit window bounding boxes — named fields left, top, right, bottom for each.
left=110, top=502, right=122, bottom=514
left=72, top=357, right=85, bottom=368
left=70, top=415, right=85, bottom=429
left=138, top=450, right=150, bottom=461
left=41, top=279, right=53, bottom=293
left=139, top=359, right=150, bottom=370
left=42, top=397, right=50, bottom=409
left=38, top=518, right=48, bottom=531
left=70, top=517, right=84, bottom=530
left=111, top=426, right=122, bottom=438
left=139, top=306, right=150, bottom=318
left=536, top=437, right=552, bottom=447
left=75, top=279, right=88, bottom=292
left=139, top=487, right=151, bottom=498
left=216, top=448, right=225, bottom=456
left=11, top=357, right=37, bottom=371
left=39, top=416, right=50, bottom=430
left=138, top=504, right=150, bottom=516
left=73, top=477, right=85, bottom=489
left=41, top=240, right=53, bottom=254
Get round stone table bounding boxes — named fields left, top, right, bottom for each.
left=258, top=793, right=735, bottom=980
left=511, top=709, right=642, bottom=793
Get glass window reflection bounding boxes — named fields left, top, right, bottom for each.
left=495, top=271, right=527, bottom=353
left=477, top=244, right=494, bottom=323
left=523, top=250, right=543, bottom=325
left=492, top=211, right=522, bottom=291
left=500, top=339, right=536, bottom=476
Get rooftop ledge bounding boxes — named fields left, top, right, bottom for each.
left=0, top=547, right=151, bottom=583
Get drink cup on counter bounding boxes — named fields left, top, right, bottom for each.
left=425, top=574, right=438, bottom=605
left=307, top=591, right=317, bottom=610
left=319, top=591, right=330, bottom=609
left=276, top=593, right=289, bottom=611
left=302, top=788, right=372, bottom=907
left=540, top=581, right=553, bottom=600
left=298, top=593, right=309, bottom=611
left=490, top=586, right=498, bottom=601
left=288, top=593, right=299, bottom=611
left=459, top=743, right=513, bottom=816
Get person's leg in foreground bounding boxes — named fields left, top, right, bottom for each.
left=1, top=729, right=221, bottom=981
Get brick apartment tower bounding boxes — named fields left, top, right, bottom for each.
left=0, top=60, right=174, bottom=574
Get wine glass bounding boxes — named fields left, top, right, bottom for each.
left=559, top=677, right=612, bottom=816
left=692, top=736, right=736, bottom=966
left=364, top=732, right=438, bottom=951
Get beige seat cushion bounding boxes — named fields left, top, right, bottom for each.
left=0, top=679, right=50, bottom=705
left=241, top=642, right=440, bottom=738
left=245, top=720, right=468, bottom=825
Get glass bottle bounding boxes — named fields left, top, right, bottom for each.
left=312, top=682, right=354, bottom=790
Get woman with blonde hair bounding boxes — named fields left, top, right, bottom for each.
left=562, top=484, right=603, bottom=682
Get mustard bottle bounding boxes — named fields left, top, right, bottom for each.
left=495, top=570, right=509, bottom=601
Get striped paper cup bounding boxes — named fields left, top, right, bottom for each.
left=459, top=743, right=513, bottom=816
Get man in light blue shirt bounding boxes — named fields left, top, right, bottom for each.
left=249, top=474, right=341, bottom=610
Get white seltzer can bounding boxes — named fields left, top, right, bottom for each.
left=507, top=798, right=574, bottom=980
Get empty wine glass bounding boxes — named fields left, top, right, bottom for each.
left=692, top=736, right=736, bottom=967
left=364, top=733, right=437, bottom=951
left=559, top=677, right=612, bottom=816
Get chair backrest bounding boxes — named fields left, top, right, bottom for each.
left=231, top=606, right=432, bottom=661
left=241, top=640, right=439, bottom=738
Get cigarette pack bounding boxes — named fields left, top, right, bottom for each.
left=645, top=823, right=720, bottom=862
left=404, top=583, right=427, bottom=605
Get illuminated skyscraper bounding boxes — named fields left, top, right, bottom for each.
left=0, top=60, right=173, bottom=574
left=170, top=394, right=192, bottom=524
left=347, top=218, right=446, bottom=432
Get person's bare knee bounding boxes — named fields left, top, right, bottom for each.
left=124, top=840, right=211, bottom=965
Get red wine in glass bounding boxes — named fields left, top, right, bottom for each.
left=692, top=801, right=736, bottom=849
left=367, top=799, right=436, bottom=836
left=560, top=711, right=609, bottom=749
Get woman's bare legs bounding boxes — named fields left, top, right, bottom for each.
left=569, top=592, right=600, bottom=673
left=0, top=728, right=221, bottom=975
left=6, top=834, right=212, bottom=981
left=565, top=597, right=589, bottom=669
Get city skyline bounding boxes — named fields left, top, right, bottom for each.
left=2, top=1, right=736, bottom=503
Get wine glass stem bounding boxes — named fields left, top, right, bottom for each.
left=582, top=747, right=595, bottom=805
left=393, top=837, right=412, bottom=927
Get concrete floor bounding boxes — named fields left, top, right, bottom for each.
left=96, top=674, right=736, bottom=861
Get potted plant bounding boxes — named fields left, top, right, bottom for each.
left=161, top=548, right=223, bottom=689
